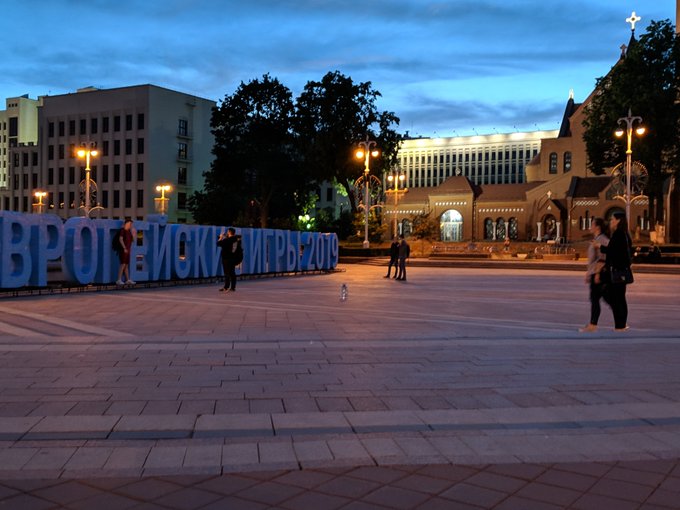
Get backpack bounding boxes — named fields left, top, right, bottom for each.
left=233, top=238, right=243, bottom=264
left=112, top=229, right=123, bottom=252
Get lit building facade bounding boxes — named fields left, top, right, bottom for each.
left=0, top=95, right=40, bottom=192
left=396, top=130, right=557, bottom=189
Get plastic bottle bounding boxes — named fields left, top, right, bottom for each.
left=340, top=283, right=348, bottom=302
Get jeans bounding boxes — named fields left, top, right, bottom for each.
left=386, top=257, right=398, bottom=277
left=396, top=258, right=407, bottom=280
left=221, top=259, right=236, bottom=290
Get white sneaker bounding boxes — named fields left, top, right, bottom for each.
left=127, top=280, right=136, bottom=285
left=115, top=280, right=124, bottom=286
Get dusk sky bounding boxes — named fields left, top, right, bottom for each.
left=2, top=1, right=675, bottom=137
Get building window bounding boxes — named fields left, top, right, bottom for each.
left=69, top=167, right=75, bottom=185
left=113, top=115, right=121, bottom=132
left=137, top=113, right=145, bottom=130
left=48, top=168, right=54, bottom=185
left=177, top=167, right=187, bottom=184
left=48, top=122, right=55, bottom=138
left=563, top=151, right=572, bottom=173
left=113, top=164, right=120, bottom=182
left=178, top=142, right=187, bottom=159
left=69, top=192, right=75, bottom=208
left=91, top=118, right=98, bottom=134
left=32, top=151, right=38, bottom=166
left=102, top=190, right=108, bottom=208
left=177, top=192, right=187, bottom=210
left=137, top=138, right=144, bottom=154
left=114, top=140, right=120, bottom=156
left=58, top=145, right=65, bottom=159
left=48, top=145, right=54, bottom=160
left=103, top=140, right=109, bottom=156
left=125, top=139, right=132, bottom=155
left=137, top=189, right=144, bottom=208
left=58, top=167, right=65, bottom=185
left=125, top=163, right=132, bottom=181
left=69, top=120, right=76, bottom=136
left=102, top=165, right=109, bottom=182
left=32, top=173, right=37, bottom=188
left=125, top=189, right=132, bottom=208
left=549, top=152, right=558, bottom=174
left=137, top=163, right=144, bottom=181
left=58, top=121, right=65, bottom=137
left=22, top=152, right=29, bottom=167
left=102, top=117, right=109, bottom=133
left=113, top=190, right=120, bottom=208
left=125, top=114, right=133, bottom=131
left=326, top=187, right=333, bottom=202
left=79, top=119, right=87, bottom=135
left=178, top=119, right=188, bottom=136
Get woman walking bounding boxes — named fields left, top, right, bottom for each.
left=599, top=212, right=633, bottom=331
left=580, top=218, right=609, bottom=333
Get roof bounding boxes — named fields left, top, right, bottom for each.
left=569, top=176, right=611, bottom=198
left=557, top=97, right=582, bottom=138
left=432, top=175, right=474, bottom=194
left=476, top=182, right=545, bottom=202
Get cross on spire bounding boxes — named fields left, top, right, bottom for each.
left=626, top=11, right=641, bottom=32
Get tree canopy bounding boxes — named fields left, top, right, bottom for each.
left=295, top=71, right=402, bottom=212
left=189, top=74, right=309, bottom=228
left=190, top=71, right=402, bottom=227
left=582, top=19, right=680, bottom=222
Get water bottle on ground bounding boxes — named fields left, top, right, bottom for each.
left=340, top=283, right=348, bottom=302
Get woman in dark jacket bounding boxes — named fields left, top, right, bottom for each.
left=599, top=212, right=632, bottom=331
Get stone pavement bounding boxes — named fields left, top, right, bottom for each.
left=0, top=265, right=679, bottom=508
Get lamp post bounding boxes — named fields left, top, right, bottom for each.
left=355, top=136, right=380, bottom=249
left=386, top=171, right=407, bottom=238
left=155, top=184, right=172, bottom=216
left=33, top=191, right=47, bottom=214
left=76, top=142, right=100, bottom=217
left=615, top=108, right=645, bottom=224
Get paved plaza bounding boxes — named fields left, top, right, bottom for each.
left=0, top=264, right=679, bottom=508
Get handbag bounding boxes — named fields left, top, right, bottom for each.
left=610, top=266, right=634, bottom=284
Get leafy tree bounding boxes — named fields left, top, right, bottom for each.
left=189, top=74, right=310, bottom=227
left=295, top=71, right=402, bottom=212
left=582, top=20, right=680, bottom=223
left=410, top=211, right=439, bottom=240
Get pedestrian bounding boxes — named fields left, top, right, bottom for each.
left=579, top=217, right=609, bottom=332
left=217, top=227, right=243, bottom=292
left=115, top=219, right=136, bottom=286
left=395, top=235, right=410, bottom=281
left=598, top=212, right=633, bottom=331
left=384, top=236, right=400, bottom=278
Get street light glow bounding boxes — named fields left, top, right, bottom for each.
left=635, top=126, right=646, bottom=136
left=76, top=149, right=86, bottom=158
left=156, top=184, right=172, bottom=192
left=355, top=149, right=365, bottom=159
left=615, top=128, right=625, bottom=138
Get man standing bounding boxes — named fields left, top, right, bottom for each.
left=396, top=235, right=410, bottom=281
left=384, top=237, right=400, bottom=278
left=217, top=228, right=242, bottom=292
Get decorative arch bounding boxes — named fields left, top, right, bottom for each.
left=484, top=218, right=494, bottom=240
left=496, top=218, right=506, bottom=240
left=508, top=217, right=518, bottom=240
left=440, top=209, right=463, bottom=242
left=401, top=219, right=412, bottom=238
left=542, top=214, right=557, bottom=239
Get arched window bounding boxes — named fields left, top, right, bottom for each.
left=563, top=151, right=572, bottom=172
left=508, top=217, right=519, bottom=240
left=549, top=152, right=558, bottom=174
left=496, top=218, right=506, bottom=240
left=401, top=219, right=412, bottom=238
left=484, top=218, right=494, bottom=240
left=440, top=209, right=463, bottom=242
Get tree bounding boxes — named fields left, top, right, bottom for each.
left=295, top=71, right=402, bottom=213
left=189, top=74, right=310, bottom=227
left=410, top=211, right=439, bottom=241
left=582, top=20, right=680, bottom=224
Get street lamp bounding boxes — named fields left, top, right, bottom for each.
left=155, top=184, right=172, bottom=216
left=355, top=135, right=380, bottom=248
left=386, top=171, right=407, bottom=238
left=76, top=142, right=101, bottom=217
left=33, top=190, right=47, bottom=214
left=615, top=108, right=646, bottom=224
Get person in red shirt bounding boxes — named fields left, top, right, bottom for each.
left=116, top=219, right=136, bottom=286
